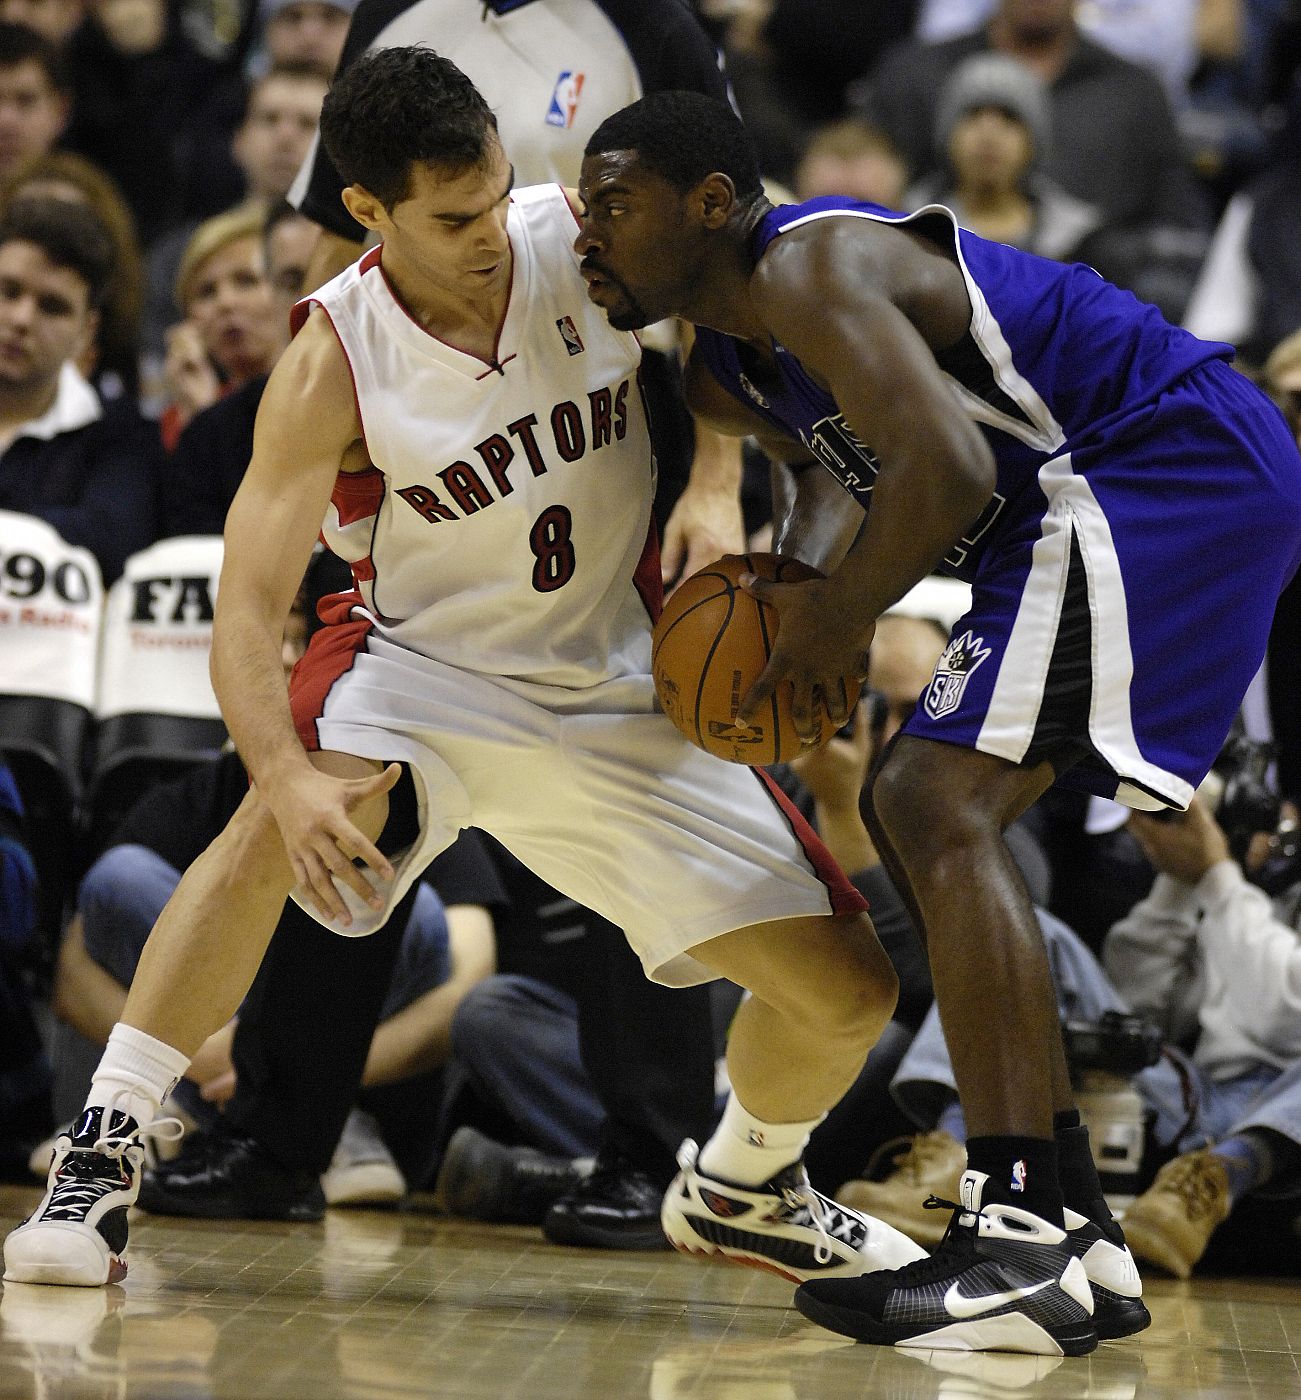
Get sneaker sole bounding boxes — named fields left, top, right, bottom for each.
left=794, top=1289, right=1099, bottom=1356
left=1090, top=1285, right=1152, bottom=1340
left=321, top=1163, right=407, bottom=1208
left=4, top=1222, right=125, bottom=1287
left=543, top=1211, right=670, bottom=1251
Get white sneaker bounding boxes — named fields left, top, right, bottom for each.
left=660, top=1139, right=927, bottom=1284
left=320, top=1109, right=406, bottom=1207
left=5, top=1103, right=181, bottom=1287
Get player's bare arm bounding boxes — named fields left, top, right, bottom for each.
left=738, top=222, right=995, bottom=734
left=660, top=323, right=746, bottom=586
left=212, top=311, right=399, bottom=920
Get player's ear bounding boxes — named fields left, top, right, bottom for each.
left=341, top=183, right=388, bottom=233
left=698, top=173, right=737, bottom=229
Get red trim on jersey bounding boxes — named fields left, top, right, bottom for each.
left=370, top=239, right=517, bottom=373
left=562, top=185, right=582, bottom=229
left=289, top=592, right=373, bottom=751
left=291, top=301, right=372, bottom=465
left=753, top=769, right=868, bottom=916
left=633, top=516, right=663, bottom=623
left=359, top=245, right=383, bottom=275
left=331, top=465, right=384, bottom=526
left=474, top=352, right=519, bottom=381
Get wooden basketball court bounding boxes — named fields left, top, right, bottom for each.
left=0, top=1185, right=1297, bottom=1399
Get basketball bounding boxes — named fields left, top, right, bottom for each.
left=652, top=553, right=861, bottom=765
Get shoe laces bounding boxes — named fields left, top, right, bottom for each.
left=1160, top=1153, right=1227, bottom=1222
left=780, top=1180, right=835, bottom=1265
left=92, top=1091, right=184, bottom=1158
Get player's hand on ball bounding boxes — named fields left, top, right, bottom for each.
left=737, top=571, right=874, bottom=744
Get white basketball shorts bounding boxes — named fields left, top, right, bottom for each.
left=288, top=627, right=864, bottom=985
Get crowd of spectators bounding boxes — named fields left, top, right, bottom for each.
left=0, top=0, right=1299, bottom=1279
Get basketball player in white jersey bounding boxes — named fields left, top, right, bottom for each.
left=5, top=47, right=923, bottom=1293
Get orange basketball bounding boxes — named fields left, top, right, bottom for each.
left=652, top=552, right=861, bottom=765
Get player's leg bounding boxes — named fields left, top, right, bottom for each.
left=694, top=911, right=896, bottom=1122
left=3, top=751, right=395, bottom=1287
left=794, top=738, right=1116, bottom=1354
left=657, top=908, right=929, bottom=1282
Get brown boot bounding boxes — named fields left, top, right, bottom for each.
left=834, top=1130, right=966, bottom=1247
left=1120, top=1149, right=1231, bottom=1279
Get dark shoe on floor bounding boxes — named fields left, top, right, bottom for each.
left=433, top=1126, right=585, bottom=1226
left=1063, top=1208, right=1150, bottom=1339
left=137, top=1126, right=325, bottom=1221
left=795, top=1170, right=1098, bottom=1356
left=543, top=1157, right=669, bottom=1250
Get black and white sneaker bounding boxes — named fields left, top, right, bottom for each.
left=660, top=1139, right=927, bottom=1284
left=1064, top=1209, right=1150, bottom=1339
left=794, top=1170, right=1098, bottom=1356
left=4, top=1104, right=180, bottom=1287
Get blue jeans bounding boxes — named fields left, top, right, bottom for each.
left=449, top=974, right=603, bottom=1159
left=77, top=844, right=450, bottom=1124
left=889, top=907, right=1301, bottom=1173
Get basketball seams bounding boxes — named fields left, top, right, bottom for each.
left=690, top=582, right=737, bottom=751
left=652, top=552, right=857, bottom=765
left=746, top=555, right=784, bottom=764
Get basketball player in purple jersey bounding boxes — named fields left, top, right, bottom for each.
left=6, top=49, right=927, bottom=1297
left=574, top=91, right=1301, bottom=1354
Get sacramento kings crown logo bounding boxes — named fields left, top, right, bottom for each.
left=924, top=629, right=992, bottom=719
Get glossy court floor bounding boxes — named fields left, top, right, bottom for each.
left=0, top=1186, right=1297, bottom=1400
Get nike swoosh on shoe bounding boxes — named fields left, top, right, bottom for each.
left=943, top=1277, right=1054, bottom=1319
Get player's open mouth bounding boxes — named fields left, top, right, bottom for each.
left=581, top=270, right=611, bottom=302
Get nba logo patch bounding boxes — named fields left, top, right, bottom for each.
left=924, top=629, right=992, bottom=720
left=556, top=315, right=584, bottom=356
left=1011, top=1159, right=1027, bottom=1193
left=546, top=71, right=585, bottom=129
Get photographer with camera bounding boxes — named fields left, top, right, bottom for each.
left=1103, top=791, right=1301, bottom=1278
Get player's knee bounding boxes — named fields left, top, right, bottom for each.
left=870, top=752, right=985, bottom=863
left=792, top=921, right=898, bottom=1047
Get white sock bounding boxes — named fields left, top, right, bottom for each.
left=697, top=1094, right=824, bottom=1187
left=86, top=1024, right=191, bottom=1129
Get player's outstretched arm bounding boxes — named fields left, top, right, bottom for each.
left=211, top=314, right=398, bottom=922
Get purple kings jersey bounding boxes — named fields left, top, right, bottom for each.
left=692, top=196, right=1232, bottom=581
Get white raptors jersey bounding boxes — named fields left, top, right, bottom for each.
left=298, top=185, right=658, bottom=691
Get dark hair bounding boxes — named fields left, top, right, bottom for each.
left=585, top=92, right=763, bottom=202
left=0, top=21, right=69, bottom=93
left=319, top=46, right=497, bottom=210
left=0, top=196, right=114, bottom=308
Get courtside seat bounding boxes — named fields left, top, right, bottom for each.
left=87, top=536, right=227, bottom=843
left=0, top=511, right=104, bottom=942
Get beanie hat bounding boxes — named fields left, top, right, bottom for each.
left=934, top=52, right=1051, bottom=165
